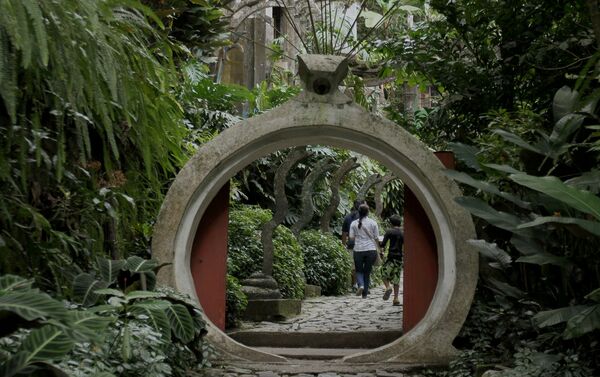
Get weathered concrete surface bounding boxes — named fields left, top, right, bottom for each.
left=243, top=299, right=302, bottom=321
left=191, top=360, right=424, bottom=376
left=228, top=331, right=403, bottom=349
left=152, top=54, right=478, bottom=365
left=304, top=284, right=321, bottom=298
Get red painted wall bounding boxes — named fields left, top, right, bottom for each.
left=190, top=183, right=229, bottom=330
left=403, top=152, right=454, bottom=332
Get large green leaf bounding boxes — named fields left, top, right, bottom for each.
left=565, top=170, right=600, bottom=194
left=65, top=311, right=113, bottom=342
left=0, top=351, right=28, bottom=377
left=467, top=239, right=511, bottom=269
left=97, top=258, right=125, bottom=284
left=510, top=174, right=600, bottom=221
left=455, top=197, right=524, bottom=232
left=124, top=290, right=165, bottom=302
left=484, top=277, right=525, bottom=299
left=493, top=129, right=543, bottom=155
left=482, top=163, right=522, bottom=175
left=533, top=305, right=588, bottom=327
left=130, top=301, right=171, bottom=339
left=0, top=291, right=69, bottom=322
left=166, top=304, right=195, bottom=343
left=445, top=170, right=530, bottom=209
left=19, top=325, right=75, bottom=363
left=510, top=234, right=544, bottom=256
left=0, top=275, right=33, bottom=293
left=73, top=273, right=108, bottom=307
left=516, top=252, right=568, bottom=266
left=553, top=85, right=579, bottom=122
left=121, top=324, right=132, bottom=361
left=448, top=142, right=482, bottom=171
left=564, top=304, right=600, bottom=339
left=518, top=216, right=600, bottom=237
left=585, top=288, right=600, bottom=302
left=125, top=256, right=158, bottom=273
left=550, top=113, right=584, bottom=145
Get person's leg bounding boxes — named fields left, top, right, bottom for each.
left=392, top=261, right=402, bottom=305
left=381, top=262, right=393, bottom=300
left=362, top=250, right=377, bottom=297
left=354, top=252, right=365, bottom=294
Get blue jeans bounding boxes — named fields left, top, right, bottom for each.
left=353, top=250, right=377, bottom=296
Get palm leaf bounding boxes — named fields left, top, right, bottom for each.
left=510, top=174, right=600, bottom=221
left=533, top=305, right=588, bottom=327
left=166, top=304, right=195, bottom=343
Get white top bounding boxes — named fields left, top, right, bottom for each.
left=349, top=217, right=379, bottom=252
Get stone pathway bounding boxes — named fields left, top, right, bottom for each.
left=192, top=283, right=414, bottom=377
left=234, top=285, right=403, bottom=333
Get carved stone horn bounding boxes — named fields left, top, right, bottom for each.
left=291, top=157, right=336, bottom=237
left=374, top=173, right=397, bottom=218
left=319, top=157, right=360, bottom=232
left=357, top=173, right=382, bottom=203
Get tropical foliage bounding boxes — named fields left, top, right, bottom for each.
left=227, top=205, right=305, bottom=299
left=299, top=230, right=353, bottom=296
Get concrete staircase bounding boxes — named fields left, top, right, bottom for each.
left=227, top=330, right=403, bottom=360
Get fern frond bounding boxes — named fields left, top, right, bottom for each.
left=21, top=0, right=48, bottom=66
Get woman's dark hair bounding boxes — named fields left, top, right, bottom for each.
left=389, top=214, right=402, bottom=227
left=357, top=204, right=369, bottom=229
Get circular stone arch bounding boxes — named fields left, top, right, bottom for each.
left=152, top=95, right=478, bottom=364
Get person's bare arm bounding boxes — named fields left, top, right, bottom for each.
left=341, top=232, right=349, bottom=247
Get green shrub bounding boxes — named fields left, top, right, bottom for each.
left=227, top=205, right=305, bottom=299
left=272, top=226, right=305, bottom=299
left=225, top=275, right=247, bottom=329
left=299, top=230, right=352, bottom=295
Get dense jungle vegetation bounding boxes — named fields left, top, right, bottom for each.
left=0, top=0, right=599, bottom=375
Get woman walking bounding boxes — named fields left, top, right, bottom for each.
left=349, top=203, right=379, bottom=298
left=380, top=214, right=404, bottom=306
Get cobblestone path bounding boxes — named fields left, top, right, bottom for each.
left=193, top=284, right=414, bottom=377
left=234, top=285, right=403, bottom=332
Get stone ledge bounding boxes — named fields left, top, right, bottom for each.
left=243, top=299, right=302, bottom=321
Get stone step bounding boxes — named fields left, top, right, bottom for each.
left=228, top=330, right=403, bottom=349
left=253, top=347, right=370, bottom=360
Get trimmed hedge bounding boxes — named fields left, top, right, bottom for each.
left=227, top=205, right=305, bottom=299
left=299, top=230, right=353, bottom=296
